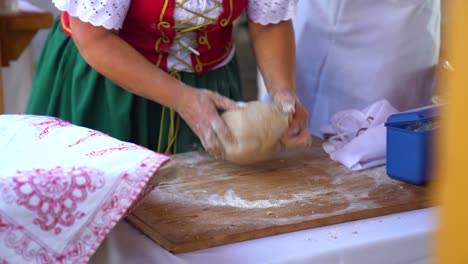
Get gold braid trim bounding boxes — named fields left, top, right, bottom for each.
left=164, top=70, right=182, bottom=154
left=155, top=0, right=235, bottom=152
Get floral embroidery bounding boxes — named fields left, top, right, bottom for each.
left=85, top=143, right=146, bottom=157
left=54, top=154, right=166, bottom=263
left=121, top=156, right=164, bottom=216
left=68, top=130, right=108, bottom=147
left=5, top=167, right=105, bottom=234
left=0, top=213, right=40, bottom=262
left=0, top=212, right=59, bottom=263
left=0, top=114, right=169, bottom=263
left=28, top=117, right=71, bottom=140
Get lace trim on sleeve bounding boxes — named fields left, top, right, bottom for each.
left=52, top=0, right=130, bottom=30
left=247, top=0, right=296, bottom=25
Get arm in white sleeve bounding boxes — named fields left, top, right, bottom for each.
left=247, top=0, right=296, bottom=25
left=52, top=0, right=131, bottom=30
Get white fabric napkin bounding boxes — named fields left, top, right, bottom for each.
left=0, top=114, right=169, bottom=264
left=320, top=100, right=398, bottom=171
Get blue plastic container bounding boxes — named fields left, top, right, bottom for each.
left=385, top=106, right=440, bottom=185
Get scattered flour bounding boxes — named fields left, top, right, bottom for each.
left=329, top=166, right=393, bottom=186
left=205, top=189, right=293, bottom=208
left=154, top=187, right=296, bottom=209
left=154, top=187, right=345, bottom=209
left=177, top=154, right=211, bottom=166
left=153, top=166, right=392, bottom=210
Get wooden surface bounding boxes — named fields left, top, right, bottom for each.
left=0, top=10, right=53, bottom=113
left=128, top=140, right=431, bottom=253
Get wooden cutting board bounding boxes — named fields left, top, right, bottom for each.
left=127, top=140, right=431, bottom=253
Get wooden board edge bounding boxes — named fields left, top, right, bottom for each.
left=126, top=213, right=178, bottom=252
left=133, top=201, right=433, bottom=254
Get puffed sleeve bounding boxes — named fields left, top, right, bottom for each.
left=52, top=0, right=131, bottom=30
left=247, top=0, right=297, bottom=25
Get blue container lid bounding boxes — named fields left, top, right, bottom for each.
left=385, top=105, right=440, bottom=126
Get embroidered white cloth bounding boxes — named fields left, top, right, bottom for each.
left=0, top=115, right=169, bottom=264
left=320, top=100, right=398, bottom=171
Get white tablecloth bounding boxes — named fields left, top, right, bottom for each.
left=90, top=208, right=435, bottom=264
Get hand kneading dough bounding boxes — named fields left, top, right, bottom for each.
left=220, top=101, right=290, bottom=165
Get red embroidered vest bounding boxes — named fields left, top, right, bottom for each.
left=60, top=0, right=247, bottom=75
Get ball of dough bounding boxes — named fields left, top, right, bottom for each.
left=220, top=101, right=290, bottom=165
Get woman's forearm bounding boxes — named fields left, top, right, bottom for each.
left=248, top=20, right=296, bottom=95
left=69, top=16, right=192, bottom=112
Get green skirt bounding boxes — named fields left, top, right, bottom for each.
left=26, top=18, right=242, bottom=154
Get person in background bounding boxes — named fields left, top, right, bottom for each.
left=26, top=0, right=312, bottom=157
left=259, top=0, right=440, bottom=136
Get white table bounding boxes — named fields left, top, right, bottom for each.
left=90, top=208, right=435, bottom=264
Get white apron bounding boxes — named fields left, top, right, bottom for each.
left=259, top=0, right=440, bottom=136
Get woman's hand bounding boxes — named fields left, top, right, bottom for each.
left=271, top=90, right=313, bottom=148
left=176, top=87, right=239, bottom=158
left=69, top=17, right=239, bottom=157
left=248, top=20, right=310, bottom=147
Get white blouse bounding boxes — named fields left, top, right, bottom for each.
left=52, top=0, right=296, bottom=71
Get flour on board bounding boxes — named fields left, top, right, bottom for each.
left=152, top=165, right=393, bottom=210
left=154, top=187, right=349, bottom=209
left=154, top=188, right=295, bottom=208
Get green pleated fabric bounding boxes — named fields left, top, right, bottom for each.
left=26, top=18, right=242, bottom=154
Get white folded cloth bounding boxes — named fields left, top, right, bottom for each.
left=0, top=114, right=169, bottom=263
left=320, top=100, right=398, bottom=170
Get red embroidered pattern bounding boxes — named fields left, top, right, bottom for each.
left=85, top=143, right=146, bottom=157
left=0, top=212, right=62, bottom=263
left=0, top=153, right=167, bottom=263
left=28, top=117, right=71, bottom=140
left=59, top=154, right=166, bottom=263
left=1, top=114, right=170, bottom=263
left=68, top=130, right=108, bottom=147
left=7, top=167, right=105, bottom=235
left=0, top=213, right=39, bottom=262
